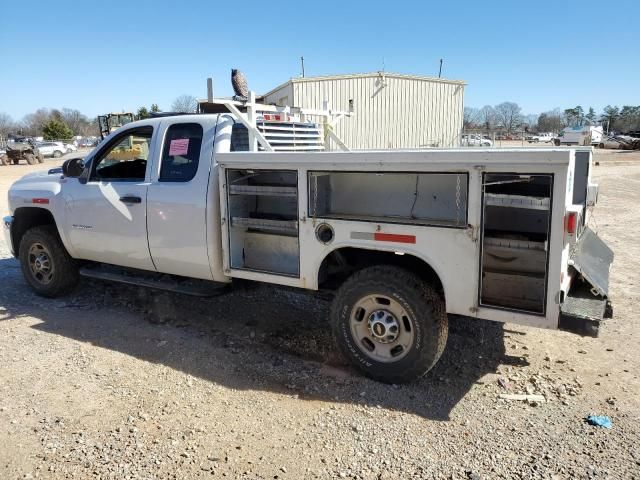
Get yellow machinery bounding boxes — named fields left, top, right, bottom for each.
left=98, top=113, right=134, bottom=140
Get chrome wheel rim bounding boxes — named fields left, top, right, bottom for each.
left=28, top=242, right=54, bottom=285
left=349, top=294, right=415, bottom=363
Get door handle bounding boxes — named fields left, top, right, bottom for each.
left=119, top=195, right=142, bottom=204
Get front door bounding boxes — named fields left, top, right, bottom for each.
left=63, top=126, right=156, bottom=271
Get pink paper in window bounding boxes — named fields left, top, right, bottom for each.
left=169, top=138, right=189, bottom=156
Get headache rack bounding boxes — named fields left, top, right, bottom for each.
left=230, top=120, right=325, bottom=152
left=198, top=78, right=353, bottom=153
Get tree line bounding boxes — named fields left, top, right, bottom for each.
left=0, top=95, right=199, bottom=142
left=465, top=103, right=640, bottom=135
left=0, top=108, right=98, bottom=141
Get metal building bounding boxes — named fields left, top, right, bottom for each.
left=262, top=72, right=465, bottom=149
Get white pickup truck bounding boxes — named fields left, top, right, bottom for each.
left=4, top=113, right=614, bottom=383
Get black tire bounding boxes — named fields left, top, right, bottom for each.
left=330, top=265, right=448, bottom=383
left=53, top=150, right=63, bottom=158
left=19, top=225, right=79, bottom=297
left=37, top=153, right=45, bottom=163
left=25, top=153, right=39, bottom=165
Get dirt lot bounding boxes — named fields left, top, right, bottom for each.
left=0, top=149, right=639, bottom=479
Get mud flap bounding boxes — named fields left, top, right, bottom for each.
left=559, top=227, right=613, bottom=337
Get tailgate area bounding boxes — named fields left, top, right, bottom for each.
left=559, top=227, right=614, bottom=337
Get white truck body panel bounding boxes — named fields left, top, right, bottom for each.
left=217, top=149, right=573, bottom=330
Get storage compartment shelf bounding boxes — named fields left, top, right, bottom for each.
left=483, top=236, right=547, bottom=275
left=313, top=212, right=463, bottom=227
left=308, top=171, right=469, bottom=228
left=483, top=236, right=546, bottom=251
left=236, top=231, right=299, bottom=276
left=480, top=173, right=552, bottom=315
left=481, top=271, right=545, bottom=311
left=485, top=193, right=549, bottom=210
left=227, top=168, right=300, bottom=277
left=231, top=216, right=298, bottom=235
left=229, top=185, right=298, bottom=197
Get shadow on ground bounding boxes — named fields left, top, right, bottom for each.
left=0, top=257, right=527, bottom=420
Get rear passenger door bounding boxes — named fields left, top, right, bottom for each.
left=146, top=119, right=215, bottom=280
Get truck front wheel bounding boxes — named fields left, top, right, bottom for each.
left=330, top=265, right=448, bottom=383
left=19, top=226, right=79, bottom=297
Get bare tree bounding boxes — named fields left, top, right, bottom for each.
left=22, top=108, right=51, bottom=136
left=537, top=109, right=564, bottom=133
left=463, top=107, right=480, bottom=129
left=0, top=112, right=15, bottom=137
left=171, top=95, right=198, bottom=113
left=60, top=108, right=90, bottom=135
left=494, top=102, right=522, bottom=134
left=522, top=114, right=539, bottom=132
left=478, top=105, right=496, bottom=130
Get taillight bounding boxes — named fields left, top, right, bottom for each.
left=566, top=212, right=577, bottom=234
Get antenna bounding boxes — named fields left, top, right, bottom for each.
left=438, top=59, right=443, bottom=78
left=300, top=56, right=305, bottom=77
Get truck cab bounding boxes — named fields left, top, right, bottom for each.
left=4, top=113, right=613, bottom=383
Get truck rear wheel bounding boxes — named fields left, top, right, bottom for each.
left=330, top=265, right=448, bottom=383
left=19, top=226, right=79, bottom=297
left=25, top=153, right=39, bottom=165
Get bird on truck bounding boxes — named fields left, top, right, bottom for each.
left=231, top=69, right=249, bottom=101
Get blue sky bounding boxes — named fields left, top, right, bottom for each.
left=0, top=0, right=638, bottom=121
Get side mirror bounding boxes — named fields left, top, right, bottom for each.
left=62, top=158, right=85, bottom=178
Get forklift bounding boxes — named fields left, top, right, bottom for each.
left=97, top=113, right=135, bottom=140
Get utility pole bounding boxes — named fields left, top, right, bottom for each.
left=301, top=56, right=305, bottom=78
left=438, top=59, right=443, bottom=78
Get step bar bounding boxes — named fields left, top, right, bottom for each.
left=79, top=266, right=230, bottom=297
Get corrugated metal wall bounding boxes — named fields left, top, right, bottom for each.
left=264, top=74, right=464, bottom=150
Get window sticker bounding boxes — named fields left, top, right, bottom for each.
left=169, top=138, right=189, bottom=156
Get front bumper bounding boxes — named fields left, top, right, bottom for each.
left=3, top=216, right=14, bottom=257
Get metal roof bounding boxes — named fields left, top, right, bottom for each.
left=262, top=72, right=466, bottom=98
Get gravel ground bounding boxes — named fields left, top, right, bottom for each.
left=0, top=149, right=639, bottom=479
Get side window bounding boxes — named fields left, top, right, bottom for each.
left=92, top=127, right=153, bottom=181
left=230, top=123, right=249, bottom=152
left=159, top=123, right=203, bottom=182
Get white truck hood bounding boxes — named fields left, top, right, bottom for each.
left=7, top=168, right=64, bottom=214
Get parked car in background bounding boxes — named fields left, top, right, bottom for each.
left=36, top=141, right=66, bottom=158
left=554, top=126, right=604, bottom=146
left=64, top=143, right=78, bottom=153
left=78, top=137, right=99, bottom=148
left=462, top=134, right=493, bottom=147
left=527, top=133, right=555, bottom=143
